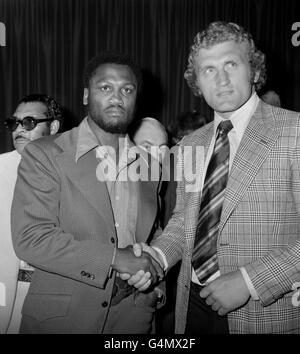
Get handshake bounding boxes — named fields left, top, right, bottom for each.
left=112, top=243, right=164, bottom=291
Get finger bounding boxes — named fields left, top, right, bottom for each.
left=137, top=279, right=152, bottom=292
left=148, top=262, right=158, bottom=284
left=133, top=243, right=143, bottom=257
left=211, top=302, right=221, bottom=312
left=199, top=286, right=211, bottom=298
left=218, top=307, right=228, bottom=316
left=205, top=295, right=215, bottom=306
left=127, top=270, right=146, bottom=286
left=132, top=273, right=152, bottom=289
left=119, top=273, right=131, bottom=280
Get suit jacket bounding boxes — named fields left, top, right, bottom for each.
left=0, top=150, right=21, bottom=334
left=11, top=123, right=162, bottom=334
left=153, top=100, right=300, bottom=333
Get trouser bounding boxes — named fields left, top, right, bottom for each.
left=102, top=278, right=160, bottom=334
left=185, top=282, right=229, bottom=334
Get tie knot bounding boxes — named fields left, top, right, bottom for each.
left=218, top=120, right=233, bottom=136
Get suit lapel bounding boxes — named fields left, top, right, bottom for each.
left=184, top=123, right=214, bottom=255
left=219, top=102, right=279, bottom=232
left=56, top=131, right=115, bottom=234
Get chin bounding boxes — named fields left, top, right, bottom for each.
left=101, top=124, right=128, bottom=134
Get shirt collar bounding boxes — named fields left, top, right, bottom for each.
left=214, top=92, right=259, bottom=141
left=75, top=117, right=145, bottom=166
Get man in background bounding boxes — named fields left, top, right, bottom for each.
left=132, top=116, right=168, bottom=164
left=261, top=89, right=281, bottom=107
left=0, top=94, right=62, bottom=333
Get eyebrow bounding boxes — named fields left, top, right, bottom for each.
left=94, top=79, right=136, bottom=86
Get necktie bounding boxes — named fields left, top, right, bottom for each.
left=192, top=120, right=233, bottom=283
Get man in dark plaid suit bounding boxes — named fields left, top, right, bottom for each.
left=125, top=21, right=300, bottom=334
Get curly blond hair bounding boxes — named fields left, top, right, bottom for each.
left=184, top=21, right=266, bottom=96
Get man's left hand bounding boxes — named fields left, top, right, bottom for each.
left=199, top=270, right=250, bottom=316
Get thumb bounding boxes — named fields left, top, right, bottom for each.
left=133, top=243, right=143, bottom=257
left=119, top=273, right=131, bottom=280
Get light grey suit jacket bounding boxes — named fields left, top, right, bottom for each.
left=153, top=100, right=300, bottom=333
left=11, top=123, right=162, bottom=333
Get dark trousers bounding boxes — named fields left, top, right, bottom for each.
left=185, top=282, right=229, bottom=334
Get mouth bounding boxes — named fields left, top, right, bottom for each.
left=14, top=136, right=29, bottom=143
left=217, top=90, right=234, bottom=97
left=105, top=106, right=125, bottom=116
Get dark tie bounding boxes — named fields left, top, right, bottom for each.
left=192, top=120, right=233, bottom=283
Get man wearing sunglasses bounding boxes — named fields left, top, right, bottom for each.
left=0, top=94, right=62, bottom=333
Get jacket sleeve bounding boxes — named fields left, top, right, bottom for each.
left=151, top=145, right=186, bottom=270
left=244, top=115, right=300, bottom=306
left=11, top=141, right=115, bottom=289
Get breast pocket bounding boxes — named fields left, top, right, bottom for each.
left=22, top=293, right=72, bottom=322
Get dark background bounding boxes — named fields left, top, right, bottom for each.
left=0, top=0, right=299, bottom=153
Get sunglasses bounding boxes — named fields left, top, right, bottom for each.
left=4, top=116, right=54, bottom=132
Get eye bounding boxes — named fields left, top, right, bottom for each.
left=99, top=85, right=111, bottom=93
left=225, top=61, right=237, bottom=71
left=121, top=87, right=135, bottom=95
left=142, top=144, right=152, bottom=151
left=202, top=67, right=216, bottom=77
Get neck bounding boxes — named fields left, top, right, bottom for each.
left=87, top=116, right=126, bottom=156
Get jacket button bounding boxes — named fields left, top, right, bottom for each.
left=81, top=271, right=86, bottom=276
left=102, top=301, right=108, bottom=308
left=111, top=238, right=115, bottom=244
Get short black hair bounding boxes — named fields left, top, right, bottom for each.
left=18, top=93, right=63, bottom=127
left=83, top=52, right=143, bottom=94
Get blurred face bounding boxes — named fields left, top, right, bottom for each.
left=12, top=102, right=51, bottom=154
left=133, top=121, right=168, bottom=163
left=83, top=63, right=137, bottom=134
left=195, top=40, right=259, bottom=118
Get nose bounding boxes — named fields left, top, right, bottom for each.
left=109, top=90, right=124, bottom=105
left=13, top=121, right=25, bottom=134
left=216, top=68, right=230, bottom=86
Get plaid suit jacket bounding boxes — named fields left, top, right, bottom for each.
left=153, top=100, right=300, bottom=333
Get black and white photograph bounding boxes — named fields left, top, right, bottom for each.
left=0, top=0, right=300, bottom=346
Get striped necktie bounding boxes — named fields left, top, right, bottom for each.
left=192, top=120, right=233, bottom=283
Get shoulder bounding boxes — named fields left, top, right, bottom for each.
left=260, top=101, right=300, bottom=127
left=180, top=121, right=214, bottom=146
left=23, top=126, right=79, bottom=158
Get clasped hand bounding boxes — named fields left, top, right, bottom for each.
left=112, top=245, right=164, bottom=287
left=117, top=243, right=164, bottom=291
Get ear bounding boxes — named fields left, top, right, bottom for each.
left=83, top=88, right=89, bottom=105
left=50, top=120, right=60, bottom=135
left=253, top=71, right=260, bottom=84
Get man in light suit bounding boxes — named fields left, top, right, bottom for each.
left=0, top=94, right=62, bottom=333
left=11, top=52, right=163, bottom=334
left=128, top=21, right=300, bottom=334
